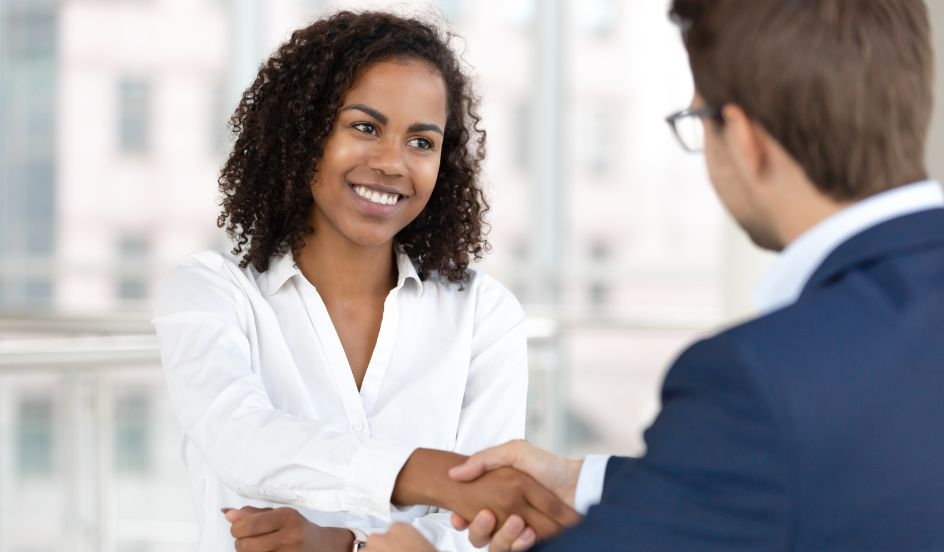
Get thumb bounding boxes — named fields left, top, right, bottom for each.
left=448, top=442, right=521, bottom=481
left=448, top=455, right=488, bottom=482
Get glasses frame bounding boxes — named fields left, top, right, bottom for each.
left=665, top=105, right=723, bottom=153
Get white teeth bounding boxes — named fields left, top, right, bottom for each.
left=353, top=185, right=399, bottom=206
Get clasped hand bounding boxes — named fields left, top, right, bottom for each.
left=224, top=442, right=579, bottom=552
left=370, top=440, right=582, bottom=552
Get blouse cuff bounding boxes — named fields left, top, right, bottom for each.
left=342, top=442, right=416, bottom=520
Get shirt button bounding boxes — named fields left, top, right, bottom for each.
left=352, top=423, right=365, bottom=432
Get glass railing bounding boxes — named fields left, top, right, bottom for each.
left=0, top=311, right=709, bottom=551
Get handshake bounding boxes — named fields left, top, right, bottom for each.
left=224, top=440, right=583, bottom=552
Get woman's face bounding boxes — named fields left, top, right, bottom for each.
left=308, top=58, right=448, bottom=249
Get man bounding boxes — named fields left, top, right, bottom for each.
left=367, top=0, right=944, bottom=550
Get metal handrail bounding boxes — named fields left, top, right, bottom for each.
left=0, top=334, right=161, bottom=370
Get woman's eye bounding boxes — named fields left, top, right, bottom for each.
left=408, top=137, right=434, bottom=150
left=351, top=122, right=378, bottom=135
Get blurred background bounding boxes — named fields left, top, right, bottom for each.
left=2, top=0, right=944, bottom=550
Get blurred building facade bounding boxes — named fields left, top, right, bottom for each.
left=0, top=0, right=776, bottom=550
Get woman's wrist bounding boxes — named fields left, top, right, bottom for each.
left=349, top=527, right=369, bottom=550
left=391, top=448, right=468, bottom=508
left=308, top=524, right=356, bottom=551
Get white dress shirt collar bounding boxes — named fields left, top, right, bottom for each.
left=752, top=179, right=944, bottom=313
left=262, top=245, right=424, bottom=296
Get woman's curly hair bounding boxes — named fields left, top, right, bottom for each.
left=217, top=10, right=489, bottom=284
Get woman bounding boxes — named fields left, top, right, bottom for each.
left=153, top=11, right=574, bottom=552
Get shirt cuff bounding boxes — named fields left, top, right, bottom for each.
left=573, top=455, right=610, bottom=515
left=342, top=442, right=416, bottom=520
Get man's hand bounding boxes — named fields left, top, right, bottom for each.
left=446, top=465, right=580, bottom=539
left=446, top=440, right=585, bottom=551
left=392, top=449, right=580, bottom=541
left=452, top=511, right=536, bottom=552
left=225, top=506, right=355, bottom=552
left=448, top=440, right=583, bottom=509
left=362, top=523, right=435, bottom=552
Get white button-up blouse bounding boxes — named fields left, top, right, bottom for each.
left=152, top=248, right=528, bottom=550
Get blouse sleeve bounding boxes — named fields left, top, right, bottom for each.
left=409, top=273, right=529, bottom=551
left=152, top=252, right=414, bottom=520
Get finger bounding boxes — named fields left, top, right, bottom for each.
left=362, top=533, right=388, bottom=552
left=524, top=479, right=582, bottom=528
left=225, top=506, right=271, bottom=523
left=467, top=509, right=498, bottom=548
left=518, top=505, right=560, bottom=541
left=448, top=441, right=524, bottom=481
left=451, top=511, right=470, bottom=530
left=510, top=527, right=536, bottom=551
left=487, top=514, right=526, bottom=552
left=234, top=531, right=281, bottom=552
left=231, top=509, right=284, bottom=539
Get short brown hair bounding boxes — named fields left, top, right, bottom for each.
left=670, top=0, right=933, bottom=201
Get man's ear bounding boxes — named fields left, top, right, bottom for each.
left=720, top=104, right=768, bottom=182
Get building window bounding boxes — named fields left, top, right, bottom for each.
left=578, top=103, right=617, bottom=178
left=508, top=0, right=536, bottom=29
left=576, top=0, right=617, bottom=37
left=514, top=101, right=532, bottom=172
left=210, top=79, right=230, bottom=155
left=118, top=77, right=151, bottom=154
left=588, top=281, right=609, bottom=308
left=116, top=235, right=150, bottom=301
left=587, top=240, right=610, bottom=308
left=114, top=391, right=152, bottom=474
left=16, top=397, right=55, bottom=476
left=588, top=240, right=609, bottom=263
left=24, top=278, right=53, bottom=305
left=438, top=0, right=463, bottom=23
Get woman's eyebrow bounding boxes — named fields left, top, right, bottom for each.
left=407, top=122, right=444, bottom=136
left=341, top=103, right=443, bottom=135
left=340, top=103, right=388, bottom=124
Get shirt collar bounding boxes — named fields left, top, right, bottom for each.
left=752, top=179, right=944, bottom=313
left=261, top=246, right=424, bottom=296
left=393, top=246, right=424, bottom=294
left=260, top=249, right=300, bottom=296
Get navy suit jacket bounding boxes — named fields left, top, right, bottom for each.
left=535, top=208, right=944, bottom=551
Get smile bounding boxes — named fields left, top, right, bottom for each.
left=352, top=184, right=401, bottom=206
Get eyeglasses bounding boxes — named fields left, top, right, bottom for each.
left=665, top=105, right=722, bottom=153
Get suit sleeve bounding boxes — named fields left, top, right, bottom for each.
left=534, top=335, right=792, bottom=551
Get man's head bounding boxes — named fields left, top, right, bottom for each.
left=669, top=0, right=933, bottom=250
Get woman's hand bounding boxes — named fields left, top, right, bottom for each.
left=392, top=449, right=580, bottom=541
left=225, top=506, right=355, bottom=552
left=362, top=523, right=435, bottom=552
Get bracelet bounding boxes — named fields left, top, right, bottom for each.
left=351, top=528, right=368, bottom=552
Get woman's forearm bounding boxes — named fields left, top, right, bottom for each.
left=391, top=448, right=468, bottom=508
